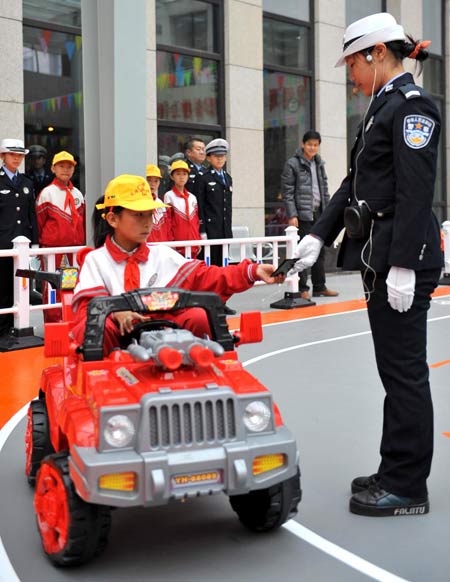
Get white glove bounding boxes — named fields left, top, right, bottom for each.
left=200, top=232, right=208, bottom=240
left=290, top=235, right=323, bottom=273
left=386, top=266, right=416, bottom=313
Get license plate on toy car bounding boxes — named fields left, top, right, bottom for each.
left=171, top=470, right=222, bottom=488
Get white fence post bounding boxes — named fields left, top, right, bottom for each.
left=285, top=226, right=299, bottom=294
left=12, top=236, right=32, bottom=330
left=442, top=221, right=450, bottom=276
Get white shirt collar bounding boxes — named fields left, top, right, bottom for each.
left=376, top=72, right=408, bottom=98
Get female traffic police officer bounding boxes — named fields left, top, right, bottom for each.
left=292, top=13, right=442, bottom=517
left=0, top=138, right=37, bottom=346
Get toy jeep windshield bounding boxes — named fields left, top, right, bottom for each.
left=25, top=285, right=301, bottom=566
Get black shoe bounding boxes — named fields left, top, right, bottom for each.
left=350, top=483, right=429, bottom=517
left=223, top=305, right=237, bottom=315
left=351, top=473, right=379, bottom=494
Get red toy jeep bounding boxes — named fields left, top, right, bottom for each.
left=25, top=283, right=301, bottom=566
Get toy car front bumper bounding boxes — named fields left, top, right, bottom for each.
left=69, top=426, right=299, bottom=507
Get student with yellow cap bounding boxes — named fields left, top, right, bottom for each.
left=70, top=174, right=285, bottom=354
left=35, top=150, right=85, bottom=322
left=145, top=164, right=171, bottom=244
left=163, top=159, right=201, bottom=258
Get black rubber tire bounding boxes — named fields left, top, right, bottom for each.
left=35, top=452, right=111, bottom=567
left=25, top=399, right=54, bottom=486
left=229, top=468, right=301, bottom=532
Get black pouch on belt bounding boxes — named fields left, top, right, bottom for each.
left=343, top=201, right=372, bottom=240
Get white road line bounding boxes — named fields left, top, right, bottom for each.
left=283, top=520, right=409, bottom=582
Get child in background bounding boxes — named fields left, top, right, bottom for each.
left=145, top=163, right=171, bottom=244
left=70, top=174, right=284, bottom=354
left=36, top=150, right=85, bottom=322
left=164, top=160, right=201, bottom=258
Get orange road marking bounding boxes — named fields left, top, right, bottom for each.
left=430, top=360, right=450, bottom=369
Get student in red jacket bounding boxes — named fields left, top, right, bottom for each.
left=36, top=150, right=85, bottom=321
left=164, top=160, right=201, bottom=258
left=145, top=163, right=171, bottom=244
left=71, top=174, right=284, bottom=354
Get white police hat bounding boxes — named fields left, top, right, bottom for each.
left=0, top=138, right=29, bottom=155
left=335, top=12, right=406, bottom=67
left=205, top=138, right=229, bottom=155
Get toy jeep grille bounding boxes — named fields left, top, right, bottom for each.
left=148, top=397, right=236, bottom=448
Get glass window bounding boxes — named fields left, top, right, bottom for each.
left=263, top=18, right=310, bottom=71
left=264, top=71, right=311, bottom=235
left=345, top=0, right=384, bottom=24
left=156, top=51, right=219, bottom=125
left=263, top=0, right=309, bottom=22
left=156, top=0, right=218, bottom=52
left=23, top=0, right=81, bottom=28
left=23, top=25, right=84, bottom=189
left=423, top=0, right=442, bottom=55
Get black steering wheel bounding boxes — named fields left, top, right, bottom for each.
left=120, top=318, right=181, bottom=347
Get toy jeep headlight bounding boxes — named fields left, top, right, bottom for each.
left=104, top=415, right=136, bottom=448
left=243, top=401, right=271, bottom=432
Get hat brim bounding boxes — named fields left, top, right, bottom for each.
left=206, top=149, right=227, bottom=155
left=96, top=199, right=168, bottom=211
left=52, top=160, right=77, bottom=166
left=335, top=24, right=406, bottom=67
left=0, top=147, right=29, bottom=154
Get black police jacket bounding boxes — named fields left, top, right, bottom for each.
left=196, top=168, right=233, bottom=239
left=185, top=158, right=207, bottom=200
left=312, top=72, right=443, bottom=272
left=0, top=170, right=38, bottom=248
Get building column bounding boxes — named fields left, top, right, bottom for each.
left=446, top=0, right=450, bottom=217
left=225, top=0, right=265, bottom=235
left=314, top=0, right=347, bottom=196
left=0, top=4, right=24, bottom=146
left=81, top=0, right=147, bottom=244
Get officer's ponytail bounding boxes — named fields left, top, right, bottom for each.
left=385, top=34, right=430, bottom=73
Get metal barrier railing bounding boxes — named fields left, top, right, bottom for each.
left=1, top=227, right=300, bottom=333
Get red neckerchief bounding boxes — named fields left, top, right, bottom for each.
left=172, top=186, right=191, bottom=222
left=105, top=235, right=150, bottom=291
left=52, top=178, right=79, bottom=228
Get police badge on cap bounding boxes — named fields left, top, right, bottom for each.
left=403, top=115, right=435, bottom=149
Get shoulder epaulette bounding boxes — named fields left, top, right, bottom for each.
left=399, top=84, right=423, bottom=100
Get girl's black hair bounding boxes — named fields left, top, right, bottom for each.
left=363, top=34, right=429, bottom=74
left=93, top=195, right=124, bottom=248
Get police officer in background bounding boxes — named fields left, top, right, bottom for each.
left=26, top=144, right=53, bottom=198
left=184, top=137, right=207, bottom=199
left=292, top=13, right=442, bottom=517
left=0, top=139, right=38, bottom=346
left=197, top=138, right=235, bottom=314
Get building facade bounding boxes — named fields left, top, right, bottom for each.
left=0, top=0, right=448, bottom=240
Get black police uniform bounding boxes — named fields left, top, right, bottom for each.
left=185, top=158, right=206, bottom=200
left=26, top=169, right=53, bottom=199
left=312, top=72, right=442, bottom=498
left=0, top=170, right=38, bottom=336
left=197, top=168, right=233, bottom=266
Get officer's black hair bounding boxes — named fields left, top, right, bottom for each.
left=184, top=136, right=206, bottom=152
left=302, top=130, right=322, bottom=144
left=93, top=195, right=124, bottom=248
left=362, top=34, right=429, bottom=73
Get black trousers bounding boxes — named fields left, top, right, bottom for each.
left=365, top=268, right=441, bottom=498
left=0, top=257, right=14, bottom=336
left=298, top=218, right=326, bottom=292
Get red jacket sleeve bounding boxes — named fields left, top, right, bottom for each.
left=167, top=259, right=259, bottom=302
